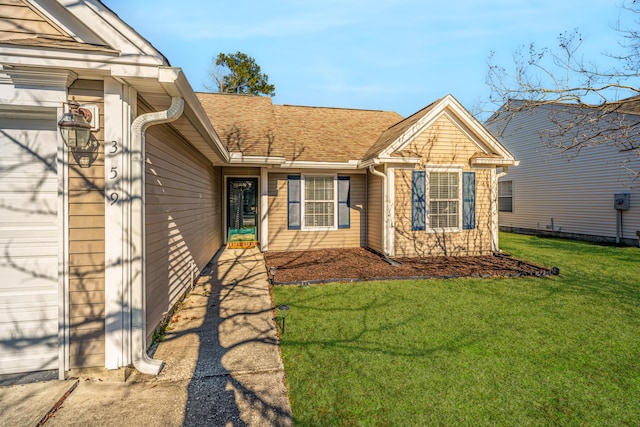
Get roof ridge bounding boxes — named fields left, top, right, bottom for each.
left=278, top=104, right=391, bottom=113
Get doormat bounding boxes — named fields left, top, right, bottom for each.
left=227, top=241, right=258, bottom=249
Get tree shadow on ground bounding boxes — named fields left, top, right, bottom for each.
left=158, top=248, right=292, bottom=426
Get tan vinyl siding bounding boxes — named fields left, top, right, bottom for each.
left=267, top=173, right=366, bottom=251
left=367, top=172, right=383, bottom=253
left=393, top=114, right=494, bottom=257
left=145, top=125, right=223, bottom=340
left=488, top=107, right=640, bottom=242
left=67, top=80, right=105, bottom=369
left=0, top=0, right=72, bottom=41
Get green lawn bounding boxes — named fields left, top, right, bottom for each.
left=273, top=233, right=640, bottom=426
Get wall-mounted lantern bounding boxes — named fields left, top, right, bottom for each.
left=58, top=100, right=100, bottom=168
left=58, top=100, right=93, bottom=149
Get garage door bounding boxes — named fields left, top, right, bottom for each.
left=0, top=116, right=59, bottom=375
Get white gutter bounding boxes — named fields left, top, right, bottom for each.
left=130, top=96, right=184, bottom=375
left=228, top=152, right=286, bottom=164
left=369, top=165, right=389, bottom=257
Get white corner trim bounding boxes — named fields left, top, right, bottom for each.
left=57, top=105, right=69, bottom=379
left=260, top=168, right=269, bottom=251
left=490, top=168, right=499, bottom=251
left=386, top=166, right=395, bottom=257
left=104, top=78, right=135, bottom=370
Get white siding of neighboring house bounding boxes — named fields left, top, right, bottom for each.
left=487, top=106, right=640, bottom=244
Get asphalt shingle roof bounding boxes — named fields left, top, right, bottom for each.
left=197, top=92, right=404, bottom=163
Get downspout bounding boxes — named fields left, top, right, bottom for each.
left=369, top=165, right=389, bottom=257
left=130, top=97, right=184, bottom=375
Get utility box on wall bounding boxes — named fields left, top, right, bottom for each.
left=614, top=193, right=631, bottom=210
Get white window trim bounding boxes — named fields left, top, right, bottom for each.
left=498, top=180, right=513, bottom=213
left=426, top=166, right=463, bottom=232
left=301, top=173, right=338, bottom=231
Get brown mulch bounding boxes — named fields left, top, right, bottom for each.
left=264, top=247, right=557, bottom=284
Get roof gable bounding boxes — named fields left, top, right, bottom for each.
left=370, top=94, right=516, bottom=164
left=0, top=0, right=166, bottom=62
left=0, top=0, right=73, bottom=42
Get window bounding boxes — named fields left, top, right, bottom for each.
left=498, top=180, right=513, bottom=212
left=411, top=169, right=476, bottom=231
left=288, top=175, right=350, bottom=230
left=429, top=171, right=459, bottom=229
left=305, top=175, right=334, bottom=228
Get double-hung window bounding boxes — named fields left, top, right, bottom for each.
left=411, top=168, right=476, bottom=231
left=498, top=180, right=513, bottom=212
left=429, top=171, right=460, bottom=229
left=304, top=175, right=335, bottom=228
left=288, top=175, right=350, bottom=230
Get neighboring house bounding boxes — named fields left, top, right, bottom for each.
left=0, top=0, right=516, bottom=380
left=486, top=102, right=640, bottom=245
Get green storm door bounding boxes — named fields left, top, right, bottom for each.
left=226, top=178, right=258, bottom=243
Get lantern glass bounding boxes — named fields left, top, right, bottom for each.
left=58, top=111, right=91, bottom=149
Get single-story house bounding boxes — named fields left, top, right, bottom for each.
left=485, top=101, right=640, bottom=245
left=0, top=0, right=517, bottom=380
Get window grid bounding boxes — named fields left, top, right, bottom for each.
left=304, top=176, right=335, bottom=228
left=498, top=180, right=513, bottom=212
left=429, top=171, right=459, bottom=228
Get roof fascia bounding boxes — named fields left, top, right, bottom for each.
left=358, top=157, right=421, bottom=168
left=279, top=160, right=361, bottom=169
left=471, top=158, right=520, bottom=166
left=156, top=67, right=230, bottom=163
left=228, top=152, right=286, bottom=165
left=0, top=46, right=162, bottom=74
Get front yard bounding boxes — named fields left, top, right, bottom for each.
left=272, top=232, right=640, bottom=426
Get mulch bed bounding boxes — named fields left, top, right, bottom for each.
left=264, top=247, right=557, bottom=285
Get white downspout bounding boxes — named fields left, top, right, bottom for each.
left=130, top=97, right=184, bottom=375
left=369, top=165, right=389, bottom=257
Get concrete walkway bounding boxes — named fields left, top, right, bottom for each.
left=0, top=247, right=293, bottom=427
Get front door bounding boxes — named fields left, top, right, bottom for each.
left=226, top=178, right=258, bottom=246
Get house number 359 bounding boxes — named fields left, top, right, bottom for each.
left=109, top=140, right=119, bottom=206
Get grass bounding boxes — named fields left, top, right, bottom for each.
left=273, top=233, right=640, bottom=426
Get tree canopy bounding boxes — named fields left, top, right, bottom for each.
left=207, top=51, right=275, bottom=97
left=485, top=1, right=640, bottom=172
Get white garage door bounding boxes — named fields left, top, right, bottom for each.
left=0, top=116, right=59, bottom=375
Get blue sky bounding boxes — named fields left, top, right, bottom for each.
left=102, top=1, right=625, bottom=118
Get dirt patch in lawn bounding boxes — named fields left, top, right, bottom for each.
left=264, top=247, right=557, bottom=284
